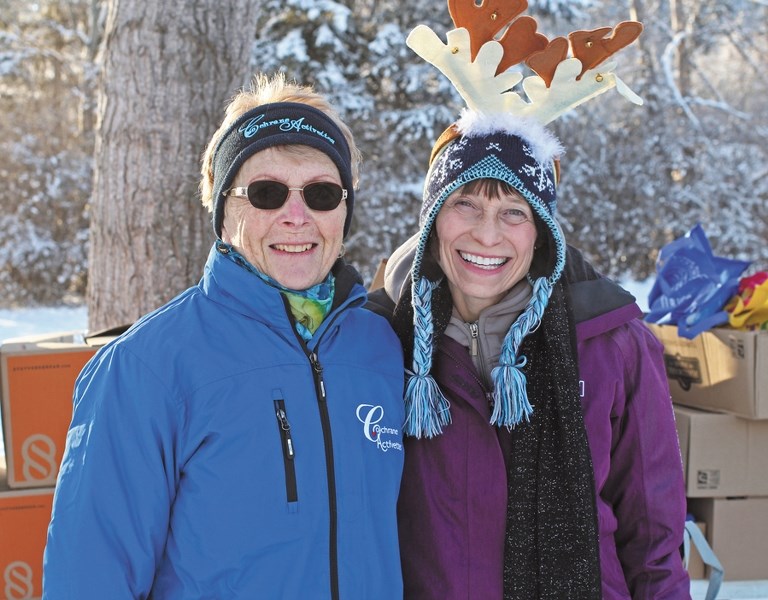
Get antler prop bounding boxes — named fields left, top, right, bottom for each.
left=407, top=0, right=643, bottom=125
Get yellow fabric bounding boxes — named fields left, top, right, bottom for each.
left=285, top=294, right=328, bottom=335
left=726, top=276, right=768, bottom=330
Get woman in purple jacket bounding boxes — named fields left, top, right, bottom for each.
left=366, top=3, right=691, bottom=598
left=368, top=117, right=691, bottom=598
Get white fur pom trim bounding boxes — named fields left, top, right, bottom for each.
left=455, top=109, right=565, bottom=166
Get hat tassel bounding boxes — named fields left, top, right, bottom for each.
left=491, top=277, right=553, bottom=428
left=491, top=354, right=532, bottom=427
left=404, top=277, right=452, bottom=438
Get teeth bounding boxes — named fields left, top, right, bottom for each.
left=459, top=251, right=508, bottom=269
left=274, top=244, right=313, bottom=253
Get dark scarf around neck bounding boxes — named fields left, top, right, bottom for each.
left=502, top=278, right=601, bottom=599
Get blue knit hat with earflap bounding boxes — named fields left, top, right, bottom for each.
left=404, top=112, right=567, bottom=438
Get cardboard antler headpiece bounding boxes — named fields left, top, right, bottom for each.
left=409, top=0, right=643, bottom=160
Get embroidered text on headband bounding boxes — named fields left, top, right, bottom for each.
left=211, top=102, right=354, bottom=238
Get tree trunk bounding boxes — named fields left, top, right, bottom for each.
left=87, top=0, right=260, bottom=331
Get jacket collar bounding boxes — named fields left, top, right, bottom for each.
left=199, top=243, right=367, bottom=336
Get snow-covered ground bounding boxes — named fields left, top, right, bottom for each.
left=1, top=298, right=767, bottom=598
left=0, top=305, right=88, bottom=343
left=692, top=580, right=768, bottom=600
left=621, top=277, right=652, bottom=313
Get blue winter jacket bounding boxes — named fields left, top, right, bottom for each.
left=43, top=244, right=406, bottom=599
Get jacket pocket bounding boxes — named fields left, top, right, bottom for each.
left=273, top=394, right=298, bottom=504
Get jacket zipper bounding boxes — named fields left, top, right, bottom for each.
left=467, top=322, right=493, bottom=405
left=281, top=289, right=354, bottom=600
left=273, top=397, right=297, bottom=503
left=468, top=321, right=480, bottom=357
left=309, top=350, right=339, bottom=600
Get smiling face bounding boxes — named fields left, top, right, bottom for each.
left=220, top=146, right=347, bottom=290
left=434, top=181, right=538, bottom=322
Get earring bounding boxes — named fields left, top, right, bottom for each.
left=338, top=244, right=346, bottom=259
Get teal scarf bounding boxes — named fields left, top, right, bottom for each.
left=218, top=241, right=335, bottom=341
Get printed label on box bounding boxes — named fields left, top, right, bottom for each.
left=695, top=469, right=720, bottom=490
left=663, top=353, right=703, bottom=390
left=4, top=560, right=36, bottom=599
left=726, top=336, right=746, bottom=359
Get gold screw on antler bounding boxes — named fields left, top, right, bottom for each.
left=586, top=40, right=594, bottom=48
left=595, top=74, right=604, bottom=82
left=490, top=11, right=498, bottom=20
left=451, top=47, right=459, bottom=54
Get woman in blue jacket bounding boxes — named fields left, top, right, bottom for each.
left=42, top=73, right=405, bottom=599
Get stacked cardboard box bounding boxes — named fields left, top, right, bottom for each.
left=649, top=324, right=768, bottom=581
left=647, top=323, right=768, bottom=419
left=0, top=456, right=53, bottom=600
left=0, top=330, right=114, bottom=599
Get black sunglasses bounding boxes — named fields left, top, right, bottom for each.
left=224, top=180, right=348, bottom=211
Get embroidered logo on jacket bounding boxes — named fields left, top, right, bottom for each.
left=356, top=404, right=403, bottom=453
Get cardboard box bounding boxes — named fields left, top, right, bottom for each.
left=0, top=456, right=53, bottom=600
left=687, top=496, right=768, bottom=581
left=369, top=258, right=387, bottom=292
left=674, top=405, right=768, bottom=497
left=1, top=331, right=106, bottom=489
left=648, top=323, right=768, bottom=419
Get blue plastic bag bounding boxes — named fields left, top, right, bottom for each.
left=645, top=224, right=750, bottom=339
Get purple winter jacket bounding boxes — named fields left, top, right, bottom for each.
left=388, top=274, right=692, bottom=599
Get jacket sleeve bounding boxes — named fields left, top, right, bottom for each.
left=600, top=319, right=691, bottom=599
left=43, top=342, right=181, bottom=599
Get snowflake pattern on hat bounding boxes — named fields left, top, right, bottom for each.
left=421, top=131, right=558, bottom=231
left=519, top=144, right=556, bottom=196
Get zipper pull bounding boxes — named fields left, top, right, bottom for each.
left=309, top=352, right=322, bottom=374
left=309, top=352, right=326, bottom=399
left=468, top=322, right=479, bottom=357
left=275, top=405, right=295, bottom=458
